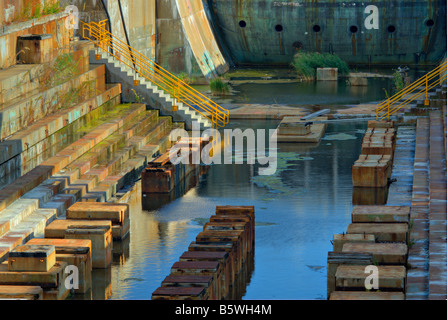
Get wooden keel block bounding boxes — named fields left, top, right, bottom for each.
left=151, top=286, right=209, bottom=300
left=26, top=238, right=92, bottom=294
left=342, top=243, right=408, bottom=265
left=327, top=252, right=374, bottom=299
left=188, top=241, right=236, bottom=286
left=204, top=221, right=251, bottom=254
left=161, top=275, right=216, bottom=300
left=347, top=223, right=409, bottom=243
left=66, top=202, right=128, bottom=224
left=195, top=230, right=244, bottom=273
left=210, top=214, right=254, bottom=250
left=335, top=265, right=406, bottom=291
left=332, top=234, right=375, bottom=252
left=170, top=261, right=223, bottom=300
left=64, top=225, right=112, bottom=269
left=179, top=251, right=231, bottom=299
left=352, top=205, right=410, bottom=223
left=0, top=285, right=43, bottom=300
left=45, top=219, right=112, bottom=239
left=8, top=245, right=56, bottom=272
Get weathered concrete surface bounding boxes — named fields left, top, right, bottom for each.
left=332, top=233, right=375, bottom=252
left=347, top=223, right=409, bottom=243
left=342, top=242, right=408, bottom=265
left=317, top=68, right=338, bottom=81
left=0, top=11, right=69, bottom=69
left=277, top=116, right=327, bottom=143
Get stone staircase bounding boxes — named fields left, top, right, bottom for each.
left=0, top=41, right=183, bottom=264
left=89, top=51, right=212, bottom=130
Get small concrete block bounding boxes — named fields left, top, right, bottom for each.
left=317, top=68, right=338, bottom=81
left=8, top=245, right=56, bottom=272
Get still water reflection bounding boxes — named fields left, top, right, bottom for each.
left=88, top=120, right=367, bottom=300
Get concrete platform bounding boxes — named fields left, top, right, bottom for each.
left=277, top=116, right=327, bottom=143
left=352, top=205, right=410, bottom=223
left=342, top=243, right=408, bottom=265
left=335, top=265, right=406, bottom=291
left=347, top=223, right=409, bottom=243
left=329, top=291, right=405, bottom=300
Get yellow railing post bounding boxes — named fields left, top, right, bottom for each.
left=82, top=20, right=229, bottom=128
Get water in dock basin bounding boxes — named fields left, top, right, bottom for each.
left=90, top=120, right=368, bottom=300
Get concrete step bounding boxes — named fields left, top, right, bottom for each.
left=78, top=116, right=174, bottom=202
left=0, top=103, right=148, bottom=212
left=0, top=64, right=107, bottom=140
left=0, top=84, right=122, bottom=183
left=0, top=64, right=44, bottom=105
left=91, top=50, right=213, bottom=129
left=0, top=41, right=94, bottom=107
left=0, top=208, right=58, bottom=262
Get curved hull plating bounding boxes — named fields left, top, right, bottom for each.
left=207, top=0, right=447, bottom=66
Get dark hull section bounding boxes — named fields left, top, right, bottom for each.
left=207, top=0, right=447, bottom=66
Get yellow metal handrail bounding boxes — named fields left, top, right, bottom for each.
left=377, top=60, right=447, bottom=120
left=81, top=20, right=229, bottom=128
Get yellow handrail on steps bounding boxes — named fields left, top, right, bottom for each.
left=376, top=59, right=447, bottom=120
left=81, top=20, right=229, bottom=128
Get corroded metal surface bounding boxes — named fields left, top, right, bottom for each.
left=207, top=0, right=446, bottom=66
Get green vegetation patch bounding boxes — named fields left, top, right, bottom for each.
left=292, top=52, right=350, bottom=80
left=209, top=78, right=230, bottom=94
